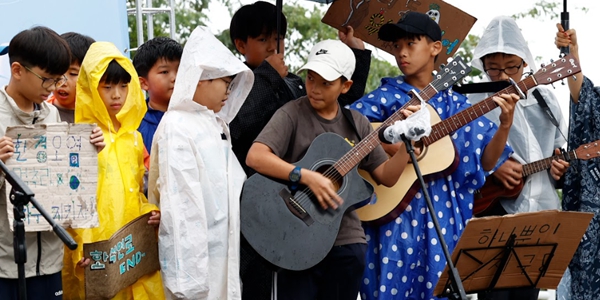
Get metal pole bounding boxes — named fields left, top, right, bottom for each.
left=136, top=0, right=144, bottom=48
left=168, top=0, right=176, bottom=40
left=147, top=0, right=154, bottom=40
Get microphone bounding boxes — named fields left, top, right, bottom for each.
left=560, top=2, right=570, bottom=55
left=379, top=123, right=429, bottom=144
left=378, top=126, right=393, bottom=144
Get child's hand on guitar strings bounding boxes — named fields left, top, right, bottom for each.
left=550, top=148, right=570, bottom=180
left=301, top=169, right=343, bottom=210
left=492, top=158, right=523, bottom=189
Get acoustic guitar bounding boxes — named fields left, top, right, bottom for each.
left=473, top=139, right=600, bottom=216
left=356, top=54, right=581, bottom=225
left=240, top=56, right=471, bottom=271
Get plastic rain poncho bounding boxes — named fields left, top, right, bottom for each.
left=63, top=42, right=164, bottom=299
left=470, top=16, right=567, bottom=213
left=147, top=26, right=253, bottom=300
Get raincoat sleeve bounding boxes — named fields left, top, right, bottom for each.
left=155, top=127, right=210, bottom=299
left=349, top=83, right=405, bottom=122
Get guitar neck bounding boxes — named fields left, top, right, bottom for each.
left=522, top=150, right=576, bottom=176
left=333, top=84, right=440, bottom=176
left=421, top=76, right=537, bottom=146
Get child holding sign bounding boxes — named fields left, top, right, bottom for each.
left=62, top=41, right=163, bottom=299
left=0, top=26, right=104, bottom=300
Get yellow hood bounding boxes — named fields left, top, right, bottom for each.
left=75, top=41, right=146, bottom=134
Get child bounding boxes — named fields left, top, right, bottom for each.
left=147, top=26, right=253, bottom=299
left=555, top=24, right=600, bottom=300
left=348, top=12, right=517, bottom=300
left=470, top=16, right=570, bottom=299
left=46, top=32, right=95, bottom=123
left=62, top=41, right=163, bottom=299
left=132, top=37, right=182, bottom=153
left=246, top=39, right=414, bottom=300
left=228, top=2, right=371, bottom=297
left=0, top=26, right=103, bottom=300
left=229, top=0, right=371, bottom=176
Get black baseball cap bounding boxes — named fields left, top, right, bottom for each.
left=378, top=11, right=442, bottom=42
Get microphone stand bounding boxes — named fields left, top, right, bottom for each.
left=401, top=134, right=467, bottom=300
left=0, top=160, right=78, bottom=300
left=560, top=0, right=569, bottom=55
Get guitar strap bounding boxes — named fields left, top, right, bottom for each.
left=532, top=89, right=561, bottom=129
left=340, top=107, right=362, bottom=141
left=532, top=89, right=569, bottom=188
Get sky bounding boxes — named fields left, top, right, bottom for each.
left=206, top=0, right=600, bottom=118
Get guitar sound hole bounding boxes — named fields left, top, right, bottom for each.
left=315, top=165, right=343, bottom=192
left=414, top=142, right=427, bottom=162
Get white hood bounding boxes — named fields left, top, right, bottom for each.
left=471, top=16, right=537, bottom=75
left=169, top=26, right=253, bottom=123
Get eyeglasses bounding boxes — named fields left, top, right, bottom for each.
left=217, top=77, right=233, bottom=93
left=23, top=65, right=67, bottom=89
left=484, top=60, right=524, bottom=77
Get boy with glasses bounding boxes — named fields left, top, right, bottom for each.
left=148, top=26, right=253, bottom=299
left=470, top=15, right=570, bottom=300
left=0, top=26, right=104, bottom=300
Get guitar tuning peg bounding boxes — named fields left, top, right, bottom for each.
left=439, top=64, right=446, bottom=70
left=432, top=70, right=439, bottom=76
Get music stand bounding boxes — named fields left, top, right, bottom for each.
left=434, top=210, right=593, bottom=297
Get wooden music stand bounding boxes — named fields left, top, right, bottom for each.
left=434, top=210, right=593, bottom=297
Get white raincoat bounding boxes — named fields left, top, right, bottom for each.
left=470, top=16, right=567, bottom=213
left=148, top=26, right=253, bottom=300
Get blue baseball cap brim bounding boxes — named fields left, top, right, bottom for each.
left=0, top=46, right=8, bottom=56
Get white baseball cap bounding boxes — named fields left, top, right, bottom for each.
left=299, top=40, right=355, bottom=81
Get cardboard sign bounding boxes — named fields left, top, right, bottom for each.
left=5, top=123, right=99, bottom=231
left=84, top=213, right=160, bottom=299
left=434, top=210, right=593, bottom=296
left=322, top=0, right=476, bottom=70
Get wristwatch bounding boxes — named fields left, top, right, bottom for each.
left=289, top=166, right=302, bottom=191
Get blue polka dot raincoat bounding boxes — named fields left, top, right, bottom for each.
left=349, top=76, right=512, bottom=300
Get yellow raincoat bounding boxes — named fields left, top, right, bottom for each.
left=62, top=42, right=164, bottom=299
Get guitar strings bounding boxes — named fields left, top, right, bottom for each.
left=291, top=57, right=575, bottom=210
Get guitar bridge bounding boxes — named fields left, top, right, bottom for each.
left=279, top=189, right=314, bottom=226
